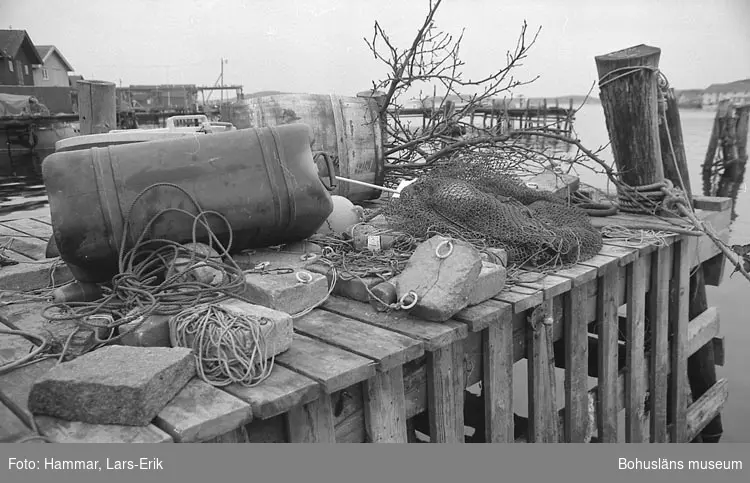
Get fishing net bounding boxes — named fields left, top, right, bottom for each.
left=383, top=157, right=603, bottom=269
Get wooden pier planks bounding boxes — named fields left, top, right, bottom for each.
left=648, top=244, right=672, bottom=442
left=563, top=281, right=590, bottom=442
left=669, top=238, right=691, bottom=443
left=224, top=365, right=321, bottom=420
left=0, top=203, right=734, bottom=444
left=482, top=308, right=514, bottom=442
left=625, top=254, right=648, bottom=442
left=153, top=378, right=253, bottom=443
left=293, top=308, right=425, bottom=443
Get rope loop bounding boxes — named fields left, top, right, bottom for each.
left=435, top=239, right=454, bottom=259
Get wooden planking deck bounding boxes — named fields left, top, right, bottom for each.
left=2, top=218, right=53, bottom=240
left=0, top=202, right=734, bottom=444
left=153, top=378, right=254, bottom=443
left=224, top=365, right=321, bottom=420
left=0, top=224, right=47, bottom=260
left=321, top=296, right=467, bottom=351
left=294, top=309, right=424, bottom=371
left=275, top=332, right=376, bottom=394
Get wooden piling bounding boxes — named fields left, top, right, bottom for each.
left=77, top=80, right=116, bottom=135
left=659, top=85, right=724, bottom=443
left=595, top=45, right=665, bottom=187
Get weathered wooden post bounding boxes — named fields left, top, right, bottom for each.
left=658, top=86, right=723, bottom=443
left=77, top=80, right=116, bottom=135
left=595, top=45, right=664, bottom=187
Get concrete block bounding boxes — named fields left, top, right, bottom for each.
left=242, top=270, right=328, bottom=316
left=467, top=261, right=507, bottom=306
left=393, top=235, right=483, bottom=322
left=27, top=346, right=195, bottom=426
left=480, top=247, right=508, bottom=267
left=307, top=262, right=381, bottom=303
left=0, top=260, right=73, bottom=292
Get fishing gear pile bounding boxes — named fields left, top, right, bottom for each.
left=383, top=156, right=603, bottom=269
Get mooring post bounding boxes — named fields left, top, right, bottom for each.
left=658, top=87, right=723, bottom=443
left=595, top=44, right=665, bottom=187
left=77, top=80, right=116, bottom=135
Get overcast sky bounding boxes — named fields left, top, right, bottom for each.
left=2, top=0, right=748, bottom=98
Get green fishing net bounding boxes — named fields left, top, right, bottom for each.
left=383, top=157, right=603, bottom=268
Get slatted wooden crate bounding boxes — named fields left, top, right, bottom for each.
left=0, top=197, right=731, bottom=443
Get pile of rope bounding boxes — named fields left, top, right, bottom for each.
left=169, top=304, right=275, bottom=387
left=40, top=183, right=248, bottom=347
left=4, top=183, right=335, bottom=383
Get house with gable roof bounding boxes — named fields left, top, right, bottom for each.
left=32, top=45, right=75, bottom=87
left=0, top=29, right=44, bottom=86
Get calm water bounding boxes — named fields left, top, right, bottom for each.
left=0, top=103, right=747, bottom=442
left=572, top=104, right=750, bottom=443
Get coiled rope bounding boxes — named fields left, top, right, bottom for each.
left=169, top=304, right=275, bottom=387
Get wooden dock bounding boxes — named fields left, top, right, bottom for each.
left=0, top=194, right=731, bottom=444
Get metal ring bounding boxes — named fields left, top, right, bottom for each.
left=435, top=240, right=454, bottom=259
left=322, top=246, right=335, bottom=257
left=399, top=291, right=418, bottom=310
left=296, top=271, right=313, bottom=284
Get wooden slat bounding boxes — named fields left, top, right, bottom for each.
left=603, top=238, right=660, bottom=256
left=515, top=272, right=572, bottom=300
left=275, top=332, right=376, bottom=393
left=321, top=296, right=468, bottom=351
left=293, top=309, right=424, bottom=371
left=493, top=284, right=543, bottom=313
left=579, top=253, right=620, bottom=275
left=563, top=281, right=590, bottom=442
left=223, top=365, right=321, bottom=420
left=552, top=263, right=598, bottom=287
left=669, top=237, right=690, bottom=443
left=31, top=215, right=53, bottom=226
left=527, top=300, right=559, bottom=442
left=1, top=218, right=53, bottom=241
left=625, top=254, right=648, bottom=442
left=599, top=243, right=639, bottom=266
left=686, top=378, right=729, bottom=442
left=692, top=195, right=732, bottom=212
left=363, top=366, right=408, bottom=443
left=35, top=416, right=174, bottom=443
left=454, top=299, right=511, bottom=332
left=153, top=378, right=253, bottom=443
left=483, top=310, right=514, bottom=442
left=286, top=392, right=336, bottom=443
left=596, top=263, right=620, bottom=443
left=0, top=224, right=47, bottom=260
left=648, top=244, right=672, bottom=442
left=427, top=340, right=464, bottom=443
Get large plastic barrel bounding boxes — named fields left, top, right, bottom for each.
left=223, top=93, right=385, bottom=202
left=42, top=123, right=334, bottom=283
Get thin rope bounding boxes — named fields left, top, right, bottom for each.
left=169, top=304, right=274, bottom=388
